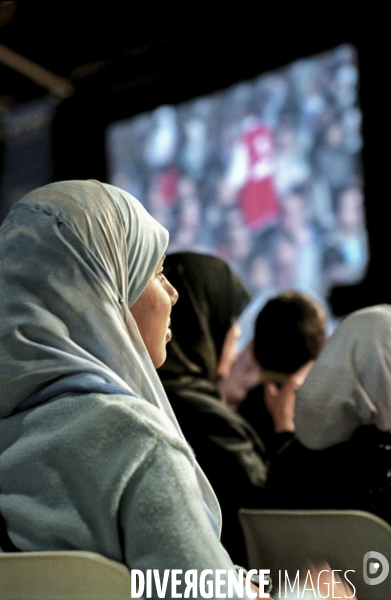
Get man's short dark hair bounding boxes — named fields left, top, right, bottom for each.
left=253, top=290, right=326, bottom=374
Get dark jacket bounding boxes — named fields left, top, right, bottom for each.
left=166, top=379, right=267, bottom=566
left=264, top=425, right=391, bottom=525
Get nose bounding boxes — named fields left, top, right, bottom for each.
left=169, top=282, right=179, bottom=306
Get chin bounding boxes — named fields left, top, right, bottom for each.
left=153, top=349, right=167, bottom=369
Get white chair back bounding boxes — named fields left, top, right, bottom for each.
left=239, top=508, right=391, bottom=600
left=0, top=550, right=136, bottom=600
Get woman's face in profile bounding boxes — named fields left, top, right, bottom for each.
left=130, top=258, right=178, bottom=368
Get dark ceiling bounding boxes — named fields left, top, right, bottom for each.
left=0, top=3, right=375, bottom=119
left=0, top=3, right=181, bottom=113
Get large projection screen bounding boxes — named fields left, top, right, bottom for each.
left=107, top=44, right=367, bottom=332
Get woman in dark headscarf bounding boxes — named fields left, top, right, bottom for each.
left=158, top=252, right=268, bottom=567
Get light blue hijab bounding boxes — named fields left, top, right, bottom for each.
left=0, top=180, right=221, bottom=529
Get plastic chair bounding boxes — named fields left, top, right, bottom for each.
left=238, top=508, right=391, bottom=600
left=0, top=550, right=136, bottom=600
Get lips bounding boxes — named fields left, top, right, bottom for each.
left=166, top=319, right=172, bottom=342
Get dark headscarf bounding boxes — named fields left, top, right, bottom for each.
left=158, top=252, right=251, bottom=385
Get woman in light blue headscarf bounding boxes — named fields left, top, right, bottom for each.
left=0, top=180, right=255, bottom=598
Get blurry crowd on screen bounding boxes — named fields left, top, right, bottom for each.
left=108, top=44, right=367, bottom=302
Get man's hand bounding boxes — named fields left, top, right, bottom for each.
left=264, top=360, right=314, bottom=433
